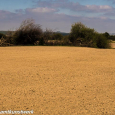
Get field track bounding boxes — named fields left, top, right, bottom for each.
left=0, top=46, right=115, bottom=115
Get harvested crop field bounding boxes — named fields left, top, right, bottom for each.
left=0, top=46, right=115, bottom=115
left=111, top=43, right=115, bottom=49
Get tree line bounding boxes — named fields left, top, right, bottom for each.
left=0, top=19, right=114, bottom=48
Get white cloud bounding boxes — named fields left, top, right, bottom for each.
left=100, top=5, right=111, bottom=10
left=0, top=1, right=115, bottom=33
left=29, top=7, right=57, bottom=13
left=100, top=16, right=108, bottom=20
left=0, top=8, right=115, bottom=33
left=36, top=0, right=114, bottom=15
left=86, top=5, right=112, bottom=11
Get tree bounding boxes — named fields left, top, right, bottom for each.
left=69, top=22, right=111, bottom=48
left=103, top=32, right=110, bottom=39
left=69, top=22, right=96, bottom=46
left=13, top=19, right=43, bottom=45
left=69, top=22, right=86, bottom=43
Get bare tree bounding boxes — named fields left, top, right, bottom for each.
left=13, top=19, right=43, bottom=45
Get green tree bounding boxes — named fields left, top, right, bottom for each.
left=69, top=22, right=86, bottom=43
left=69, top=22, right=111, bottom=48
left=69, top=22, right=96, bottom=46
left=103, top=32, right=110, bottom=39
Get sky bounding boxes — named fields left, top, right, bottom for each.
left=0, top=0, right=115, bottom=33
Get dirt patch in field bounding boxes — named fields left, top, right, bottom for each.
left=0, top=46, right=115, bottom=115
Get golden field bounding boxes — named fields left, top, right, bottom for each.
left=111, top=43, right=115, bottom=49
left=0, top=46, right=115, bottom=115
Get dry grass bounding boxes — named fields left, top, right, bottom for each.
left=0, top=46, right=115, bottom=115
left=111, top=43, right=115, bottom=48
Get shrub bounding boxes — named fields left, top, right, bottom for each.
left=43, top=29, right=54, bottom=42
left=0, top=37, right=13, bottom=46
left=13, top=19, right=43, bottom=45
left=0, top=33, right=6, bottom=39
left=52, top=33, right=63, bottom=40
left=69, top=22, right=96, bottom=46
left=69, top=22, right=111, bottom=48
left=62, top=35, right=72, bottom=46
left=43, top=29, right=64, bottom=45
left=39, top=37, right=45, bottom=45
left=96, top=34, right=111, bottom=48
left=5, top=31, right=15, bottom=44
left=103, top=32, right=110, bottom=39
left=69, top=22, right=86, bottom=43
left=108, top=35, right=115, bottom=41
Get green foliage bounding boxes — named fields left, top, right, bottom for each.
left=108, top=35, right=115, bottom=41
left=0, top=33, right=6, bottom=39
left=69, top=22, right=86, bottom=43
left=39, top=37, right=45, bottom=45
left=62, top=35, right=71, bottom=46
left=43, top=29, right=53, bottom=41
left=69, top=22, right=110, bottom=48
left=103, top=32, right=110, bottom=39
left=96, top=34, right=111, bottom=48
left=13, top=19, right=43, bottom=45
left=0, top=19, right=111, bottom=48
left=69, top=22, right=96, bottom=46
left=43, top=30, right=67, bottom=45
left=52, top=33, right=63, bottom=40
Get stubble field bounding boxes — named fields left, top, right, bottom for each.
left=0, top=46, right=115, bottom=115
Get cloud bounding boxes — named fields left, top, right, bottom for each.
left=27, top=7, right=57, bottom=13
left=86, top=5, right=112, bottom=12
left=0, top=0, right=115, bottom=33
left=36, top=0, right=114, bottom=14
left=0, top=10, right=13, bottom=19
left=36, top=0, right=85, bottom=11
left=0, top=7, right=115, bottom=33
left=34, top=0, right=115, bottom=20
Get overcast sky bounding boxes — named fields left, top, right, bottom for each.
left=0, top=0, right=115, bottom=33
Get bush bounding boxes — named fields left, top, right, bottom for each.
left=0, top=37, right=13, bottom=46
left=52, top=33, right=63, bottom=40
left=108, top=35, right=115, bottom=41
left=103, top=32, right=110, bottom=39
left=69, top=22, right=96, bottom=46
left=69, top=22, right=86, bottom=43
left=96, top=34, right=111, bottom=48
left=39, top=37, right=45, bottom=45
left=69, top=22, right=111, bottom=48
left=0, top=33, right=6, bottom=39
left=62, top=35, right=72, bottom=46
left=5, top=31, right=15, bottom=44
left=43, top=29, right=54, bottom=43
left=13, top=19, right=43, bottom=45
